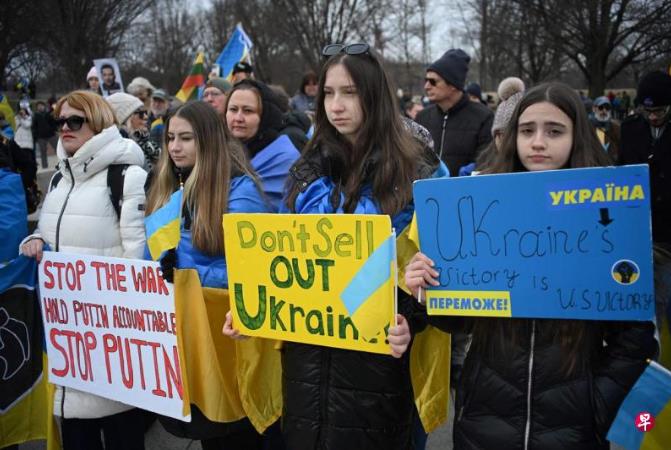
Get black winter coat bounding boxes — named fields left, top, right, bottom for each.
left=31, top=111, right=57, bottom=139
left=428, top=316, right=657, bottom=450
left=281, top=137, right=440, bottom=450
left=415, top=94, right=493, bottom=177
left=619, top=114, right=671, bottom=245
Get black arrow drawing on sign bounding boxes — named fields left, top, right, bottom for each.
left=599, top=208, right=613, bottom=226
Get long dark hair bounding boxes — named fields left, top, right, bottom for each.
left=475, top=82, right=612, bottom=375
left=486, top=82, right=612, bottom=174
left=146, top=101, right=256, bottom=255
left=285, top=49, right=424, bottom=215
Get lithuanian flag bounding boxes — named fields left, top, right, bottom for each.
left=145, top=190, right=183, bottom=260
left=175, top=53, right=206, bottom=103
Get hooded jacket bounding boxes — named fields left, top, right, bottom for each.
left=20, top=125, right=147, bottom=419
left=415, top=93, right=493, bottom=176
left=233, top=79, right=300, bottom=212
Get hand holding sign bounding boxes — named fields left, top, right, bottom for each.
left=222, top=310, right=249, bottom=340
left=404, top=252, right=439, bottom=301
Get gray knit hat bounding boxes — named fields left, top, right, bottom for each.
left=206, top=77, right=232, bottom=94
left=492, top=77, right=525, bottom=137
left=106, top=92, right=143, bottom=125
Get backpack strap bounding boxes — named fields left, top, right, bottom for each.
left=107, top=164, right=129, bottom=221
left=49, top=171, right=63, bottom=192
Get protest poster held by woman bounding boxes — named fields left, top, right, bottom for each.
left=20, top=90, right=147, bottom=450
left=225, top=42, right=445, bottom=450
left=145, top=101, right=277, bottom=450
left=405, top=82, right=658, bottom=450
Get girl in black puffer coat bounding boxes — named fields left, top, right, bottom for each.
left=405, top=82, right=658, bottom=450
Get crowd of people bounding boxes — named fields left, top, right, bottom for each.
left=1, top=43, right=670, bottom=450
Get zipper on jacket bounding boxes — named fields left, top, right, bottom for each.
left=54, top=160, right=75, bottom=251
left=523, top=320, right=536, bottom=450
left=438, top=113, right=449, bottom=160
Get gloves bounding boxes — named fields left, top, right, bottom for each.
left=159, top=248, right=177, bottom=283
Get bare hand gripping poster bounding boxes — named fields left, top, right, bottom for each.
left=413, top=165, right=654, bottom=321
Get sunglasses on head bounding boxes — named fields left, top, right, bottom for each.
left=322, top=43, right=370, bottom=58
left=56, top=115, right=87, bottom=131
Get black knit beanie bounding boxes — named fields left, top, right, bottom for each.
left=637, top=70, right=671, bottom=107
left=427, top=49, right=471, bottom=90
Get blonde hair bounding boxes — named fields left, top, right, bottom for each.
left=146, top=101, right=258, bottom=255
left=54, top=90, right=116, bottom=133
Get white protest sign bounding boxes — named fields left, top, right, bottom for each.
left=38, top=251, right=189, bottom=421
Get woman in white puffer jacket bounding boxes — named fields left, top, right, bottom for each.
left=20, top=90, right=147, bottom=450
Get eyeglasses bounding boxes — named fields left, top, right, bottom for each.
left=134, top=110, right=148, bottom=119
left=56, top=115, right=87, bottom=131
left=322, top=43, right=370, bottom=57
left=424, top=77, right=440, bottom=87
left=203, top=90, right=223, bottom=99
left=642, top=106, right=670, bottom=117
left=597, top=104, right=611, bottom=111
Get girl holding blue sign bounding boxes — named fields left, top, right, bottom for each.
left=231, top=43, right=443, bottom=450
left=405, top=82, right=658, bottom=450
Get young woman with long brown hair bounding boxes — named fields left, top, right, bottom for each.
left=405, top=82, right=658, bottom=450
left=145, top=101, right=269, bottom=450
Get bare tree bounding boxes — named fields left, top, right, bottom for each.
left=528, top=0, right=671, bottom=97
left=0, top=2, right=44, bottom=88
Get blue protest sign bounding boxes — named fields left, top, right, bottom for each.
left=413, top=165, right=654, bottom=321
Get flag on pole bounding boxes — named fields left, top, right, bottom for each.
left=145, top=190, right=183, bottom=261
left=175, top=53, right=206, bottom=103
left=215, top=24, right=254, bottom=81
left=607, top=360, right=671, bottom=450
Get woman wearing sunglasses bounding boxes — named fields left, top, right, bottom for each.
left=227, top=43, right=443, bottom=450
left=106, top=92, right=160, bottom=174
left=20, top=90, right=147, bottom=450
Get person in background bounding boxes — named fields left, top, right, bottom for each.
left=148, top=89, right=170, bottom=148
left=268, top=84, right=312, bottom=151
left=231, top=61, right=253, bottom=84
left=289, top=71, right=318, bottom=114
left=403, top=96, right=424, bottom=121
left=225, top=79, right=301, bottom=211
left=465, top=81, right=486, bottom=105
left=19, top=90, right=147, bottom=450
left=406, top=82, right=657, bottom=450
left=416, top=48, right=493, bottom=177
left=461, top=76, right=525, bottom=176
left=589, top=96, right=620, bottom=162
left=126, top=77, right=156, bottom=111
left=619, top=70, right=671, bottom=247
left=106, top=92, right=160, bottom=174
left=203, top=77, right=232, bottom=118
left=87, top=67, right=102, bottom=95
left=31, top=101, right=57, bottom=169
left=14, top=106, right=33, bottom=155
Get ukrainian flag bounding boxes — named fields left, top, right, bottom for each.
left=215, top=23, right=253, bottom=81
left=607, top=360, right=671, bottom=449
left=145, top=190, right=183, bottom=261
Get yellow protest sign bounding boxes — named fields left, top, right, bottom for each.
left=223, top=214, right=396, bottom=355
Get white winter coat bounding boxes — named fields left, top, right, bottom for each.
left=15, top=114, right=33, bottom=149
left=21, top=125, right=147, bottom=419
